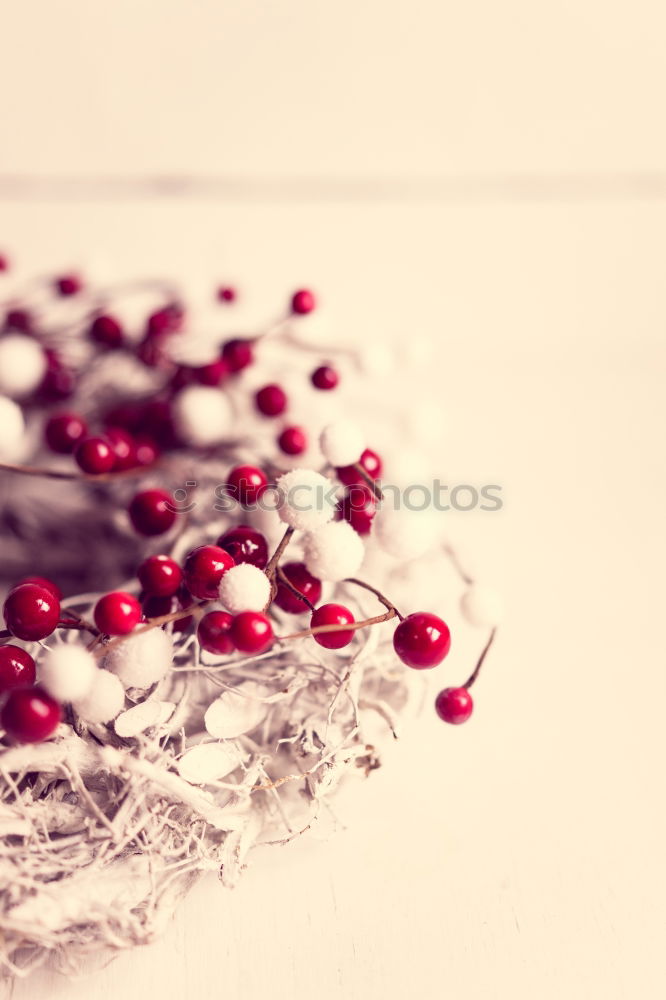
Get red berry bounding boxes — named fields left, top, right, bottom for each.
left=217, top=524, right=269, bottom=569
left=134, top=435, right=160, bottom=467
left=0, top=645, right=36, bottom=692
left=55, top=274, right=82, bottom=296
left=393, top=612, right=451, bottom=669
left=255, top=384, right=287, bottom=417
left=230, top=611, right=273, bottom=654
left=183, top=545, right=235, bottom=600
left=74, top=436, right=115, bottom=475
left=3, top=584, right=60, bottom=641
left=339, top=484, right=377, bottom=535
left=226, top=465, right=268, bottom=507
left=146, top=304, right=184, bottom=338
left=311, top=365, right=339, bottom=390
left=274, top=562, right=322, bottom=614
left=137, top=334, right=169, bottom=368
left=435, top=687, right=474, bottom=724
left=291, top=289, right=316, bottom=315
left=94, top=591, right=142, bottom=635
left=0, top=253, right=9, bottom=272
left=217, top=286, right=236, bottom=303
left=337, top=447, right=383, bottom=486
left=106, top=427, right=138, bottom=470
left=137, top=555, right=183, bottom=597
left=128, top=489, right=177, bottom=536
left=5, top=308, right=31, bottom=333
left=197, top=611, right=234, bottom=654
left=90, top=314, right=123, bottom=348
left=278, top=425, right=307, bottom=456
left=44, top=412, right=88, bottom=454
left=140, top=400, right=177, bottom=448
left=16, top=576, right=62, bottom=601
left=222, top=338, right=254, bottom=373
left=194, top=358, right=229, bottom=386
left=310, top=603, right=355, bottom=649
left=1, top=687, right=61, bottom=743
left=38, top=350, right=75, bottom=401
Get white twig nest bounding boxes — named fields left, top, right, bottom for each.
left=39, top=645, right=98, bottom=703
left=460, top=585, right=503, bottom=628
left=104, top=628, right=173, bottom=689
left=319, top=420, right=364, bottom=466
left=0, top=334, right=47, bottom=397
left=275, top=469, right=336, bottom=531
left=218, top=564, right=271, bottom=613
left=303, top=520, right=365, bottom=581
left=204, top=682, right=268, bottom=738
left=173, top=385, right=233, bottom=446
left=0, top=394, right=26, bottom=460
left=73, top=670, right=125, bottom=724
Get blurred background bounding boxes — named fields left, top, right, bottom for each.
left=2, top=2, right=665, bottom=999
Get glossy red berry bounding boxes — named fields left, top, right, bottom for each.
left=291, top=289, right=316, bottom=315
left=74, top=436, right=115, bottom=475
left=277, top=425, right=307, bottom=456
left=435, top=687, right=474, bottom=724
left=1, top=687, right=61, bottom=742
left=197, top=611, right=235, bottom=655
left=217, top=286, right=236, bottom=303
left=310, top=603, right=355, bottom=649
left=44, top=412, right=88, bottom=454
left=0, top=645, right=36, bottom=692
left=222, top=338, right=254, bottom=372
left=274, top=562, right=322, bottom=614
left=226, top=465, right=268, bottom=507
left=230, top=611, right=273, bottom=654
left=311, top=365, right=339, bottom=390
left=16, top=576, right=62, bottom=601
left=3, top=584, right=61, bottom=641
left=94, top=591, right=142, bottom=636
left=339, top=484, right=377, bottom=535
left=55, top=274, right=82, bottom=296
left=337, top=447, right=383, bottom=486
left=183, top=545, right=235, bottom=600
left=106, top=427, right=138, bottom=470
left=5, top=308, right=31, bottom=333
left=128, top=489, right=177, bottom=536
left=194, top=358, right=229, bottom=386
left=217, top=524, right=269, bottom=569
left=138, top=555, right=183, bottom=597
left=393, top=612, right=451, bottom=669
left=90, top=314, right=124, bottom=348
left=255, top=383, right=287, bottom=417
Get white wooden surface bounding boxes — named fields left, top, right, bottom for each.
left=2, top=2, right=666, bottom=997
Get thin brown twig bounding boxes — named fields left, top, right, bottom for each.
left=277, top=607, right=397, bottom=642
left=0, top=459, right=165, bottom=483
left=352, top=462, right=384, bottom=501
left=464, top=628, right=497, bottom=689
left=276, top=566, right=316, bottom=612
left=343, top=577, right=404, bottom=620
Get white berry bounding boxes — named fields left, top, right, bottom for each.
left=319, top=420, right=364, bottom=467
left=218, top=563, right=271, bottom=613
left=73, top=669, right=125, bottom=724
left=373, top=504, right=433, bottom=560
left=105, top=628, right=173, bottom=689
left=0, top=335, right=47, bottom=397
left=460, top=585, right=503, bottom=628
left=0, top=395, right=26, bottom=460
left=275, top=468, right=336, bottom=531
left=173, top=385, right=233, bottom=446
left=303, top=520, right=365, bottom=581
left=39, top=644, right=98, bottom=703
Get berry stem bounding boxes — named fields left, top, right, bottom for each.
left=443, top=542, right=475, bottom=585
left=463, top=627, right=497, bottom=689
left=0, top=460, right=162, bottom=482
left=343, top=577, right=404, bottom=620
left=278, top=607, right=397, bottom=642
left=352, top=463, right=384, bottom=501
left=265, top=526, right=295, bottom=580
left=58, top=616, right=99, bottom=636
left=276, top=566, right=316, bottom=612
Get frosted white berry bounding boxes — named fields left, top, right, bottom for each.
left=218, top=563, right=271, bottom=613
left=0, top=335, right=47, bottom=397
left=319, top=420, right=364, bottom=467
left=460, top=585, right=503, bottom=628
left=173, top=385, right=233, bottom=446
left=275, top=468, right=336, bottom=531
left=39, top=644, right=97, bottom=703
left=72, top=669, right=125, bottom=724
left=303, top=520, right=365, bottom=581
left=104, top=628, right=173, bottom=689
left=373, top=504, right=433, bottom=560
left=0, top=395, right=26, bottom=460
